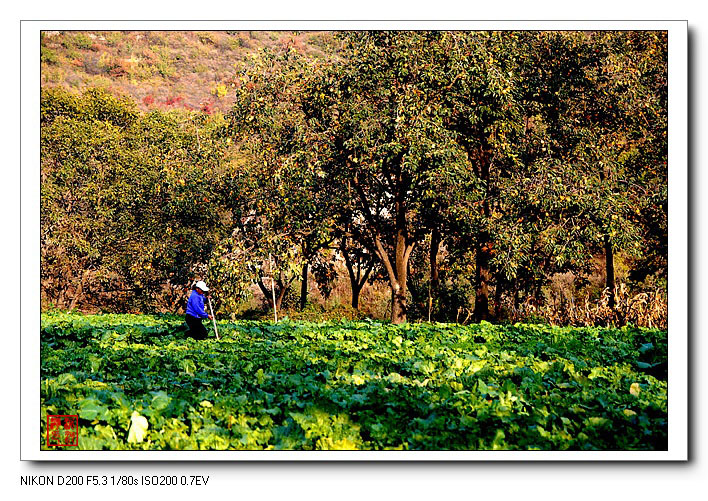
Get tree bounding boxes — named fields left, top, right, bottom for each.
left=443, top=31, right=669, bottom=322
left=220, top=30, right=667, bottom=324
left=517, top=31, right=668, bottom=313
left=580, top=31, right=668, bottom=308
left=41, top=87, right=232, bottom=311
left=225, top=45, right=338, bottom=314
left=302, top=31, right=484, bottom=323
left=338, top=231, right=378, bottom=310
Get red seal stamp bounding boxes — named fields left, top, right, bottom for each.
left=46, top=415, right=79, bottom=447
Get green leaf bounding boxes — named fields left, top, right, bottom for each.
left=478, top=380, right=489, bottom=396
left=78, top=399, right=108, bottom=421
left=151, top=391, right=171, bottom=411
left=638, top=342, right=654, bottom=353
left=57, top=373, right=77, bottom=387
left=586, top=417, right=610, bottom=427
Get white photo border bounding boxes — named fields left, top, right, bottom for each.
left=21, top=19, right=688, bottom=461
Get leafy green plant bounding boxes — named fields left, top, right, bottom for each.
left=41, top=312, right=668, bottom=451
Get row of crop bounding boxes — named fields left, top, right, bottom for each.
left=40, top=312, right=667, bottom=376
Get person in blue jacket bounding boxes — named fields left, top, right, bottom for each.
left=185, top=280, right=211, bottom=340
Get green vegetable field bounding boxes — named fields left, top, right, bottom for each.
left=41, top=312, right=667, bottom=451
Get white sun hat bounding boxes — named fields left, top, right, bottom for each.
left=195, top=280, right=209, bottom=292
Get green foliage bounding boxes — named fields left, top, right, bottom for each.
left=41, top=86, right=139, bottom=127
left=103, top=31, right=124, bottom=47
left=41, top=46, right=60, bottom=65
left=226, top=47, right=340, bottom=313
left=226, top=31, right=665, bottom=323
left=41, top=87, right=234, bottom=311
left=67, top=33, right=94, bottom=50
left=151, top=45, right=176, bottom=78
left=41, top=312, right=667, bottom=451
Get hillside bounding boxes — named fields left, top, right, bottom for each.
left=40, top=30, right=336, bottom=114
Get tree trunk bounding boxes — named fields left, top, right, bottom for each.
left=391, top=283, right=407, bottom=324
left=391, top=225, right=412, bottom=323
left=474, top=237, right=491, bottom=322
left=257, top=279, right=275, bottom=308
left=429, top=228, right=441, bottom=321
left=342, top=246, right=372, bottom=310
left=406, top=258, right=426, bottom=316
left=68, top=269, right=89, bottom=311
left=604, top=234, right=616, bottom=309
left=473, top=146, right=492, bottom=323
left=299, top=261, right=308, bottom=311
left=351, top=283, right=361, bottom=310
left=374, top=232, right=413, bottom=325
left=276, top=277, right=288, bottom=311
left=349, top=156, right=414, bottom=323
left=343, top=248, right=360, bottom=310
left=257, top=276, right=290, bottom=312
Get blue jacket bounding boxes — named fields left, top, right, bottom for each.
left=186, top=290, right=209, bottom=319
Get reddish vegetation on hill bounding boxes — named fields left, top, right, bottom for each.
left=40, top=30, right=335, bottom=113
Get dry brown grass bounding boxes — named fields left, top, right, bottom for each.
left=507, top=283, right=667, bottom=329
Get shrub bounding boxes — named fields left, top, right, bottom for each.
left=212, top=84, right=228, bottom=99
left=196, top=32, right=216, bottom=45
left=43, top=68, right=65, bottom=84
left=83, top=54, right=102, bottom=75
left=229, top=37, right=246, bottom=50
left=165, top=95, right=184, bottom=106
left=307, top=32, right=338, bottom=52
left=104, top=32, right=124, bottom=46
left=86, top=75, right=113, bottom=90
left=126, top=62, right=155, bottom=81
left=65, top=48, right=81, bottom=62
left=153, top=47, right=175, bottom=78
left=280, top=303, right=368, bottom=322
left=216, top=35, right=236, bottom=51
left=147, top=31, right=170, bottom=46
left=200, top=101, right=214, bottom=114
left=72, top=33, right=94, bottom=50
left=97, top=52, right=118, bottom=73
left=41, top=47, right=60, bottom=65
left=507, top=284, right=667, bottom=329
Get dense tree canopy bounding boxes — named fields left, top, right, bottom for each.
left=41, top=87, right=233, bottom=311
left=40, top=30, right=668, bottom=327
